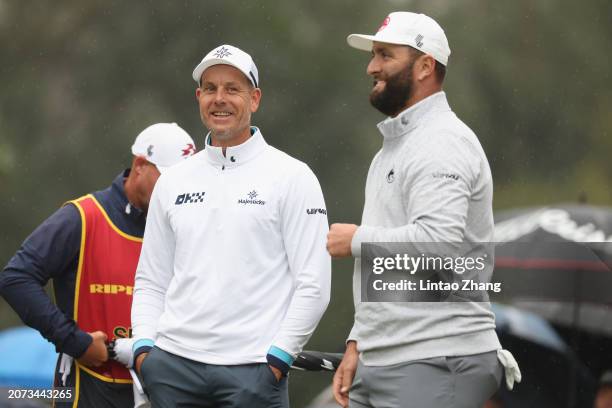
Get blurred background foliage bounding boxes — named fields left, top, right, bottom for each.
left=0, top=0, right=611, bottom=405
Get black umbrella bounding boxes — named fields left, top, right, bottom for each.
left=493, top=205, right=612, bottom=332
left=491, top=303, right=596, bottom=408
left=493, top=205, right=612, bottom=407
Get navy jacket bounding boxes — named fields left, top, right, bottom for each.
left=0, top=171, right=146, bottom=357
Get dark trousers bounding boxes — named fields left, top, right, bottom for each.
left=140, top=346, right=289, bottom=408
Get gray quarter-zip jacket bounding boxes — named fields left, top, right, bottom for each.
left=349, top=91, right=501, bottom=365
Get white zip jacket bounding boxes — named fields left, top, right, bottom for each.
left=132, top=128, right=331, bottom=366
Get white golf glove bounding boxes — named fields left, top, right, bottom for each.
left=497, top=349, right=522, bottom=390
left=112, top=338, right=135, bottom=368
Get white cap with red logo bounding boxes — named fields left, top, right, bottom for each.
left=347, top=12, right=451, bottom=66
left=131, top=123, right=196, bottom=173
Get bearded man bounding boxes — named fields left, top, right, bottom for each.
left=326, top=12, right=520, bottom=408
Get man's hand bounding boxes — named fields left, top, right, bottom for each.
left=333, top=341, right=358, bottom=407
left=78, top=331, right=108, bottom=367
left=327, top=223, right=358, bottom=258
left=135, top=352, right=148, bottom=376
left=269, top=365, right=282, bottom=382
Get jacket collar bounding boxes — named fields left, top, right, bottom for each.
left=203, top=127, right=267, bottom=169
left=376, top=91, right=451, bottom=140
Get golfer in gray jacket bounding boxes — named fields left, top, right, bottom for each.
left=327, top=11, right=520, bottom=408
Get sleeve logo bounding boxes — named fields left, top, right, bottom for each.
left=432, top=172, right=460, bottom=181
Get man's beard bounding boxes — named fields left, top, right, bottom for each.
left=369, top=62, right=415, bottom=117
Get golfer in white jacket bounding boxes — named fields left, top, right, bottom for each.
left=131, top=44, right=331, bottom=408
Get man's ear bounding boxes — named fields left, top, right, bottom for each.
left=416, top=55, right=436, bottom=81
left=131, top=156, right=149, bottom=175
left=250, top=87, right=262, bottom=113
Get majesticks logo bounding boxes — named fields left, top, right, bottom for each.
left=238, top=190, right=266, bottom=206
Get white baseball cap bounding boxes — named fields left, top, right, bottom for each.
left=347, top=12, right=451, bottom=66
left=131, top=123, right=196, bottom=173
left=192, top=44, right=259, bottom=88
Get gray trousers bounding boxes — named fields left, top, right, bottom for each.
left=139, top=347, right=289, bottom=408
left=349, top=351, right=502, bottom=408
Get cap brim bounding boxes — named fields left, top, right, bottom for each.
left=133, top=154, right=167, bottom=174
left=155, top=164, right=169, bottom=174
left=192, top=59, right=251, bottom=85
left=193, top=59, right=238, bottom=82
left=347, top=34, right=377, bottom=51
left=347, top=33, right=424, bottom=53
left=348, top=33, right=449, bottom=66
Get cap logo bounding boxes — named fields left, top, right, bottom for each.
left=378, top=16, right=390, bottom=32
left=181, top=143, right=196, bottom=157
left=147, top=144, right=154, bottom=157
left=214, top=46, right=232, bottom=59
left=415, top=34, right=424, bottom=48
